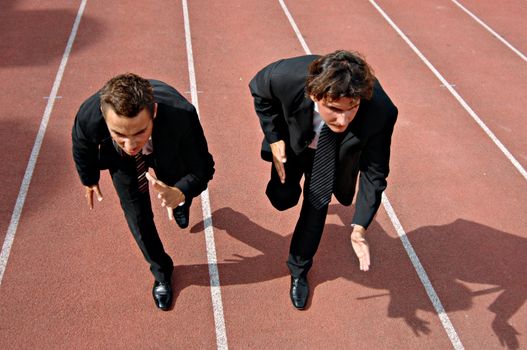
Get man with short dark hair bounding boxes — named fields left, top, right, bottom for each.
left=249, top=50, right=398, bottom=309
left=72, top=73, right=214, bottom=310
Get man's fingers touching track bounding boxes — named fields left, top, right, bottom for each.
left=85, top=185, right=103, bottom=210
left=86, top=191, right=94, bottom=210
left=351, top=234, right=370, bottom=271
left=360, top=246, right=371, bottom=271
left=94, top=186, right=103, bottom=202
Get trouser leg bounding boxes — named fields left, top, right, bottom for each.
left=286, top=148, right=328, bottom=278
left=287, top=198, right=329, bottom=278
left=110, top=160, right=173, bottom=283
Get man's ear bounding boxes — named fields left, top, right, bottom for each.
left=309, top=95, right=317, bottom=102
left=152, top=103, right=158, bottom=119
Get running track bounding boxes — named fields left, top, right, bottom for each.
left=1, top=0, right=526, bottom=349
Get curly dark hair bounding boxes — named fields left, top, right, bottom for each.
left=99, top=73, right=155, bottom=118
left=306, top=50, right=375, bottom=101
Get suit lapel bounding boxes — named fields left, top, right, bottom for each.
left=290, top=97, right=316, bottom=152
left=339, top=129, right=357, bottom=146
left=293, top=97, right=314, bottom=124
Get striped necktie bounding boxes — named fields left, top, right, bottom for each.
left=135, top=151, right=148, bottom=193
left=308, top=124, right=337, bottom=209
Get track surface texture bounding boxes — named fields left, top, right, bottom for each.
left=1, top=0, right=525, bottom=349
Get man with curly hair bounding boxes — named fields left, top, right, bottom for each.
left=250, top=50, right=398, bottom=309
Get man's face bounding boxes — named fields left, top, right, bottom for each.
left=103, top=103, right=157, bottom=156
left=312, top=96, right=360, bottom=133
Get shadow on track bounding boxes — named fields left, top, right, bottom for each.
left=186, top=206, right=524, bottom=349
left=0, top=118, right=64, bottom=236
left=0, top=0, right=103, bottom=67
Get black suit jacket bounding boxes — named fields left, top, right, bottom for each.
left=72, top=80, right=214, bottom=199
left=249, top=55, right=397, bottom=228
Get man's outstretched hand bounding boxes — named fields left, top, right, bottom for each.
left=85, top=184, right=103, bottom=209
left=351, top=224, right=370, bottom=271
left=146, top=172, right=185, bottom=221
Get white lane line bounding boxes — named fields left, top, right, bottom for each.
left=181, top=1, right=228, bottom=349
left=278, top=0, right=311, bottom=54
left=450, top=0, right=527, bottom=62
left=0, top=0, right=88, bottom=285
left=382, top=194, right=465, bottom=350
left=278, top=1, right=464, bottom=349
left=368, top=0, right=527, bottom=182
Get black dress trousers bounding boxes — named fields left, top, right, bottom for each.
left=265, top=148, right=330, bottom=278
left=102, top=142, right=174, bottom=283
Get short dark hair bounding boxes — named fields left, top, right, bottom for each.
left=306, top=50, right=375, bottom=101
left=99, top=73, right=155, bottom=118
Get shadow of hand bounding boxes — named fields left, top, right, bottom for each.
left=492, top=318, right=520, bottom=350
left=404, top=315, right=431, bottom=336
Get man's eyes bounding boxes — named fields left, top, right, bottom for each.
left=114, top=130, right=145, bottom=138
left=328, top=105, right=358, bottom=113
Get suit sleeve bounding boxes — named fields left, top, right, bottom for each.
left=249, top=61, right=284, bottom=144
left=71, top=112, right=100, bottom=187
left=172, top=110, right=215, bottom=198
left=352, top=106, right=398, bottom=228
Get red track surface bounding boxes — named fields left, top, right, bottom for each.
left=1, top=0, right=525, bottom=349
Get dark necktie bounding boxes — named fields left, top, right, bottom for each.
left=135, top=151, right=148, bottom=193
left=308, top=124, right=337, bottom=209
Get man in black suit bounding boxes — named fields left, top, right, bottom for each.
left=72, top=73, right=214, bottom=310
left=249, top=50, right=397, bottom=309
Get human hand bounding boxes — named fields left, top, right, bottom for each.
left=145, top=172, right=185, bottom=221
left=85, top=184, right=103, bottom=209
left=270, top=140, right=287, bottom=183
left=351, top=225, right=370, bottom=271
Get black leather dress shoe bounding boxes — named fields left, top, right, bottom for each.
left=290, top=276, right=309, bottom=310
left=173, top=204, right=189, bottom=229
left=152, top=281, right=173, bottom=311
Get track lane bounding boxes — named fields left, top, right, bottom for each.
left=1, top=0, right=526, bottom=348
left=0, top=0, right=89, bottom=255
left=185, top=0, right=467, bottom=348
left=374, top=0, right=527, bottom=173
left=284, top=0, right=526, bottom=348
left=0, top=1, right=219, bottom=348
left=453, top=0, right=527, bottom=55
